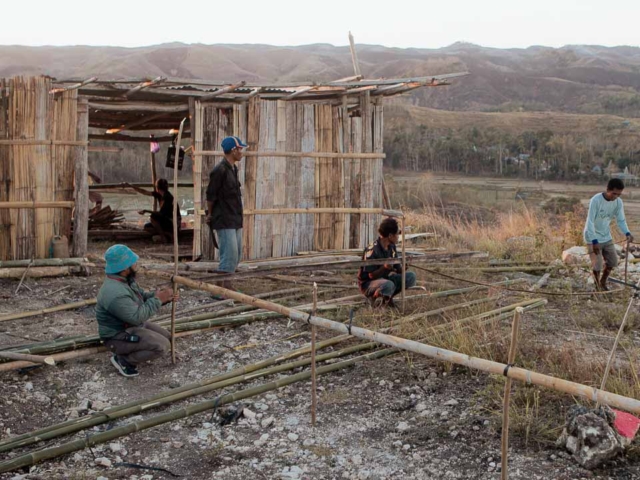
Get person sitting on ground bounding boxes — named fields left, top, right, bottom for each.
left=357, top=218, right=417, bottom=308
left=584, top=178, right=635, bottom=291
left=126, top=179, right=182, bottom=243
left=96, top=244, right=176, bottom=377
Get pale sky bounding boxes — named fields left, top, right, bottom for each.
left=2, top=0, right=639, bottom=50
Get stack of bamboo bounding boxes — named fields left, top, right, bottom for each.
left=88, top=206, right=124, bottom=230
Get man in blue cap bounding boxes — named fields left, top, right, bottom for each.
left=205, top=136, right=247, bottom=291
left=96, top=245, right=175, bottom=377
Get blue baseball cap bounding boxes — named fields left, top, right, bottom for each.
left=221, top=136, right=247, bottom=153
left=104, top=245, right=139, bottom=274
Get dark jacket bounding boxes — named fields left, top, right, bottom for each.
left=206, top=160, right=243, bottom=230
left=357, top=238, right=402, bottom=291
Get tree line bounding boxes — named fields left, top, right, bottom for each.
left=384, top=124, right=640, bottom=180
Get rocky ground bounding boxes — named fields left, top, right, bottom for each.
left=1, top=241, right=640, bottom=480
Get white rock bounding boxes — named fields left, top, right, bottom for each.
left=281, top=465, right=304, bottom=479
left=392, top=440, right=403, bottom=448
left=95, top=457, right=112, bottom=468
left=254, top=402, right=269, bottom=411
left=97, top=477, right=109, bottom=480
left=303, top=438, right=315, bottom=447
left=415, top=402, right=427, bottom=412
left=140, top=476, right=154, bottom=480
left=396, top=421, right=410, bottom=432
left=261, top=416, right=275, bottom=429
left=489, top=462, right=496, bottom=468
left=24, top=382, right=33, bottom=392
left=352, top=454, right=363, bottom=465
left=109, top=442, right=123, bottom=453
left=402, top=444, right=411, bottom=451
left=243, top=408, right=257, bottom=419
left=444, top=399, right=459, bottom=407
left=562, top=246, right=589, bottom=265
left=254, top=433, right=269, bottom=447
left=287, top=433, right=299, bottom=441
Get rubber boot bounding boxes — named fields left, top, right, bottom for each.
left=600, top=267, right=612, bottom=291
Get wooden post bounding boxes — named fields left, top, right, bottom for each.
left=170, top=118, right=187, bottom=364
left=311, top=282, right=318, bottom=426
left=501, top=307, right=523, bottom=480
left=150, top=149, right=158, bottom=212
left=401, top=215, right=406, bottom=313
left=0, top=351, right=55, bottom=366
left=72, top=98, right=89, bottom=257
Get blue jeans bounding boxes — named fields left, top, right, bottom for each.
left=216, top=228, right=243, bottom=273
left=363, top=272, right=417, bottom=298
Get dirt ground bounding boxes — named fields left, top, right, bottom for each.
left=1, top=240, right=640, bottom=480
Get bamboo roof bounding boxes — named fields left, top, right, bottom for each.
left=50, top=72, right=468, bottom=137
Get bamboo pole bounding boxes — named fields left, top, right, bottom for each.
left=0, top=266, right=88, bottom=279
left=311, top=283, right=318, bottom=427
left=0, top=335, right=358, bottom=454
left=149, top=272, right=640, bottom=414
left=72, top=97, right=89, bottom=257
left=0, top=299, right=97, bottom=323
left=0, top=202, right=74, bottom=209
left=0, top=351, right=55, bottom=365
left=0, top=258, right=86, bottom=268
left=501, top=307, right=523, bottom=480
left=170, top=118, right=187, bottom=364
left=625, top=237, right=631, bottom=285
left=598, top=278, right=640, bottom=398
left=0, top=347, right=105, bottom=373
left=192, top=151, right=385, bottom=159
left=401, top=216, right=406, bottom=313
left=0, top=349, right=392, bottom=474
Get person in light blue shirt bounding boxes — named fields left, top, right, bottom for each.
left=583, top=178, right=635, bottom=290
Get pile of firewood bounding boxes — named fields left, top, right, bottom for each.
left=88, top=206, right=124, bottom=230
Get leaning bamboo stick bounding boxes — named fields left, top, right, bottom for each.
left=170, top=118, right=187, bottom=364
left=0, top=351, right=55, bottom=366
left=0, top=349, right=392, bottom=474
left=150, top=272, right=640, bottom=414
left=311, top=283, right=318, bottom=427
left=501, top=307, right=523, bottom=480
left=0, top=299, right=97, bottom=323
left=0, top=334, right=357, bottom=453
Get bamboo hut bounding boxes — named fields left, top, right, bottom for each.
left=0, top=72, right=466, bottom=261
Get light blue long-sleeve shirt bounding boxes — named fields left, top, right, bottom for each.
left=583, top=192, right=631, bottom=244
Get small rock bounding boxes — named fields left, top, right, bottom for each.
left=444, top=399, right=459, bottom=407
left=169, top=381, right=181, bottom=389
left=254, top=402, right=269, bottom=411
left=97, top=477, right=108, bottom=480
left=402, top=444, right=411, bottom=451
left=352, top=454, right=363, bottom=465
left=489, top=462, right=496, bottom=468
left=243, top=408, right=257, bottom=419
left=415, top=403, right=427, bottom=412
left=261, top=416, right=275, bottom=429
left=109, top=442, right=123, bottom=453
left=140, top=476, right=154, bottom=480
left=396, top=422, right=410, bottom=432
left=24, top=382, right=33, bottom=392
left=281, top=465, right=303, bottom=479
left=392, top=440, right=403, bottom=448
left=303, top=438, right=315, bottom=447
left=254, top=433, right=269, bottom=447
left=287, top=433, right=299, bottom=442
left=95, top=457, right=112, bottom=468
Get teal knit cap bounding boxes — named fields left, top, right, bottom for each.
left=104, top=245, right=139, bottom=274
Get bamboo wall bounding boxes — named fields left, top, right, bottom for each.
left=0, top=77, right=79, bottom=261
left=193, top=95, right=384, bottom=260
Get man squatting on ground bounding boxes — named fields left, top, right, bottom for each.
left=358, top=218, right=417, bottom=308
left=584, top=178, right=635, bottom=291
left=205, top=136, right=246, bottom=291
left=96, top=245, right=176, bottom=377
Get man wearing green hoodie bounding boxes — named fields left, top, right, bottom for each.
left=96, top=245, right=175, bottom=377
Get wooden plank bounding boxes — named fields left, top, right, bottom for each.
left=0, top=78, right=10, bottom=260
left=341, top=96, right=352, bottom=249
left=254, top=100, right=277, bottom=259
left=350, top=117, right=363, bottom=248
left=233, top=102, right=247, bottom=262
left=0, top=202, right=75, bottom=209
left=88, top=102, right=189, bottom=113
left=272, top=100, right=287, bottom=258
left=284, top=102, right=302, bottom=256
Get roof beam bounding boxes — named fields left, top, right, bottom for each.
left=198, top=81, right=246, bottom=101
left=124, top=76, right=167, bottom=98
left=88, top=102, right=189, bottom=113
left=50, top=77, right=98, bottom=95
left=105, top=112, right=171, bottom=134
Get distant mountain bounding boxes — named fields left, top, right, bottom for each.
left=2, top=42, right=640, bottom=116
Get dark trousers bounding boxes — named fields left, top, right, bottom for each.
left=104, top=322, right=171, bottom=365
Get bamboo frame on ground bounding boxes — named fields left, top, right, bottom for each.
left=147, top=270, right=640, bottom=414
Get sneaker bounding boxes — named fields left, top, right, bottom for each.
left=110, top=354, right=139, bottom=377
